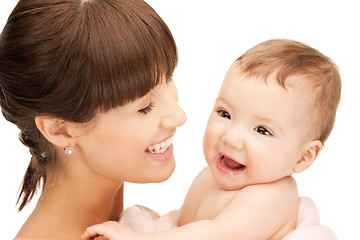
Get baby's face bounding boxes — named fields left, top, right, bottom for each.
left=203, top=65, right=313, bottom=190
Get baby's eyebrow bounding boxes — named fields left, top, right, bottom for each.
left=215, top=96, right=232, bottom=108
left=254, top=115, right=284, bottom=133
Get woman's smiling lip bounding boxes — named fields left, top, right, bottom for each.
left=145, top=136, right=174, bottom=154
left=145, top=135, right=174, bottom=162
left=145, top=143, right=174, bottom=162
left=215, top=153, right=246, bottom=176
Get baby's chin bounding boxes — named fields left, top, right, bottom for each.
left=210, top=173, right=246, bottom=191
left=217, top=181, right=247, bottom=191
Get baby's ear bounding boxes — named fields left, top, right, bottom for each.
left=293, top=140, right=323, bottom=173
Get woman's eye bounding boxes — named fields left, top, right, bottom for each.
left=254, top=126, right=272, bottom=136
left=138, top=102, right=154, bottom=115
left=217, top=110, right=231, bottom=120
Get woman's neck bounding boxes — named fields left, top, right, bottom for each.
left=16, top=168, right=124, bottom=239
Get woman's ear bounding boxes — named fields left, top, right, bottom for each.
left=293, top=140, right=323, bottom=173
left=35, top=116, right=73, bottom=148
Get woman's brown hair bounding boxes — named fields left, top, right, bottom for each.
left=0, top=0, right=177, bottom=210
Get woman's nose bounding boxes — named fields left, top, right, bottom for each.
left=160, top=103, right=187, bottom=129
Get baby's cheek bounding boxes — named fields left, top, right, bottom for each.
left=203, top=135, right=216, bottom=160
left=203, top=128, right=213, bottom=147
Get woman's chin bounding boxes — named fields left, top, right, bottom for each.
left=151, top=161, right=176, bottom=183
left=131, top=158, right=175, bottom=183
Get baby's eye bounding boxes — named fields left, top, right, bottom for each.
left=138, top=102, right=154, bottom=115
left=254, top=126, right=272, bottom=136
left=217, top=110, right=231, bottom=120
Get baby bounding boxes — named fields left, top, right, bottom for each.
left=81, top=39, right=341, bottom=240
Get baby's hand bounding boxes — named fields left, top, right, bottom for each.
left=81, top=221, right=141, bottom=240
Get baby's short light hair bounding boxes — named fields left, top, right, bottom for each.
left=235, top=39, right=341, bottom=144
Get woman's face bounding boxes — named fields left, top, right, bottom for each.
left=73, top=80, right=186, bottom=184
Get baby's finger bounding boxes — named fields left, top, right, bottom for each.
left=80, top=224, right=104, bottom=240
left=81, top=221, right=121, bottom=240
left=80, top=227, right=99, bottom=240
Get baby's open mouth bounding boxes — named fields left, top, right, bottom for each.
left=145, top=137, right=173, bottom=154
left=220, top=154, right=246, bottom=171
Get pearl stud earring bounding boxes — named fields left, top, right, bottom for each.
left=64, top=146, right=73, bottom=155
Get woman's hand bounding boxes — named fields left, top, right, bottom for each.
left=81, top=221, right=141, bottom=240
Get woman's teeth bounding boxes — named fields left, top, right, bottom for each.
left=146, top=137, right=173, bottom=154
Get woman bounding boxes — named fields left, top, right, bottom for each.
left=0, top=0, right=186, bottom=238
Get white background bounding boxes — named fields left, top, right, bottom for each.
left=1, top=0, right=359, bottom=239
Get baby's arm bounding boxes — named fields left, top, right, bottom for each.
left=82, top=177, right=298, bottom=240
left=82, top=219, right=224, bottom=240
left=212, top=176, right=299, bottom=239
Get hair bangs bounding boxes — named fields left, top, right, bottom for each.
left=82, top=0, right=178, bottom=112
